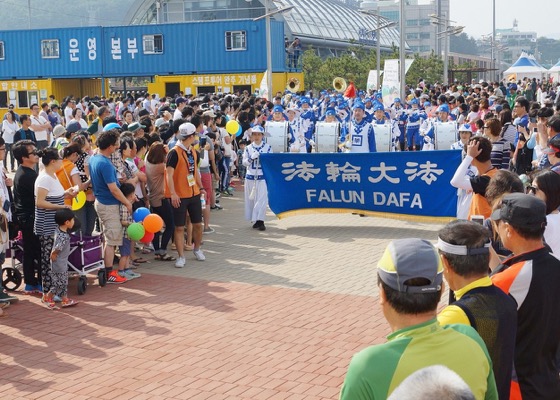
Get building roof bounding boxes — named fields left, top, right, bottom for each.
left=278, top=0, right=402, bottom=50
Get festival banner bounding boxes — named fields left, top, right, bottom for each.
left=382, top=59, right=414, bottom=107
left=259, top=150, right=462, bottom=221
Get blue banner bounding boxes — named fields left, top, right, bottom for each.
left=259, top=150, right=462, bottom=221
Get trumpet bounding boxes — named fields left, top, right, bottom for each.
left=286, top=77, right=300, bottom=93
left=333, top=77, right=347, bottom=92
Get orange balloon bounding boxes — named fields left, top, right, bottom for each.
left=143, top=214, right=164, bottom=233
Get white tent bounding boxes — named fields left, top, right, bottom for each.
left=503, top=51, right=548, bottom=82
left=549, top=60, right=560, bottom=83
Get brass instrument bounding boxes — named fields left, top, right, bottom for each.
left=286, top=77, right=300, bottom=93
left=333, top=77, right=347, bottom=92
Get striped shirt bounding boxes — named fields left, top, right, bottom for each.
left=490, top=138, right=511, bottom=170
left=34, top=173, right=65, bottom=236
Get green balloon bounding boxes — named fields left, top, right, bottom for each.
left=127, top=223, right=145, bottom=241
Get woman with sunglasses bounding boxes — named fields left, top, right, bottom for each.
left=529, top=170, right=560, bottom=255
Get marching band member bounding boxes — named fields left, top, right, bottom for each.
left=242, top=126, right=272, bottom=231
left=405, top=98, right=427, bottom=151
left=286, top=107, right=306, bottom=153
left=343, top=102, right=376, bottom=153
left=364, top=98, right=374, bottom=123
left=372, top=103, right=400, bottom=152
left=299, top=97, right=316, bottom=153
left=391, top=98, right=407, bottom=151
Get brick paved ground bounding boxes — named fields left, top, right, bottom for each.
left=1, top=183, right=445, bottom=399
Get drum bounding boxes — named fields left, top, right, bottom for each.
left=265, top=121, right=288, bottom=153
left=435, top=122, right=458, bottom=150
left=373, top=123, right=393, bottom=152
left=314, top=122, right=340, bottom=153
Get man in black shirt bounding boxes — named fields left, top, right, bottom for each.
left=12, top=140, right=41, bottom=293
left=13, top=114, right=37, bottom=144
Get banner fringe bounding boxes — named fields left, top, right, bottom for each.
left=276, top=208, right=455, bottom=224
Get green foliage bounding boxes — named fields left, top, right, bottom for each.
left=450, top=33, right=479, bottom=56
left=404, top=52, right=444, bottom=86
left=302, top=45, right=444, bottom=91
left=536, top=37, right=560, bottom=68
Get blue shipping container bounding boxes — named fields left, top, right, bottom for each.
left=0, top=20, right=286, bottom=79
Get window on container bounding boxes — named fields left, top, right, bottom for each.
left=225, top=31, right=246, bottom=51
left=41, top=39, right=60, bottom=59
left=18, top=91, right=28, bottom=108
left=143, top=34, right=164, bottom=54
left=0, top=41, right=4, bottom=60
left=0, top=92, right=7, bottom=108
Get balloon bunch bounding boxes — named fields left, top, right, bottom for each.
left=225, top=120, right=243, bottom=137
left=127, top=207, right=164, bottom=243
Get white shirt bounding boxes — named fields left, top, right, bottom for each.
left=30, top=114, right=50, bottom=141
left=173, top=109, right=183, bottom=121
left=1, top=120, right=18, bottom=144
left=545, top=213, right=560, bottom=255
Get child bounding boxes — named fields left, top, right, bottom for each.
left=242, top=126, right=272, bottom=231
left=43, top=208, right=77, bottom=308
left=118, top=183, right=141, bottom=281
left=237, top=140, right=248, bottom=179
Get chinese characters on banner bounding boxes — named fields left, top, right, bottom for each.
left=259, top=151, right=462, bottom=220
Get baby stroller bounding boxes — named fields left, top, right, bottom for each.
left=2, top=232, right=107, bottom=295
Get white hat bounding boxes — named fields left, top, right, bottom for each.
left=53, top=124, right=66, bottom=138
left=178, top=123, right=196, bottom=139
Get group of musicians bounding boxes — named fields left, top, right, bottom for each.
left=262, top=91, right=462, bottom=154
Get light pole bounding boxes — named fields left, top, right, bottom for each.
left=253, top=2, right=294, bottom=99
left=430, top=14, right=463, bottom=85
left=399, top=0, right=405, bottom=100
left=492, top=0, right=496, bottom=81
left=360, top=6, right=397, bottom=91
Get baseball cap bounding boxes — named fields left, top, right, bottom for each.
left=178, top=122, right=196, bottom=139
left=202, top=109, right=216, bottom=118
left=325, top=108, right=336, bottom=117
left=273, top=105, right=284, bottom=113
left=66, top=121, right=83, bottom=134
left=175, top=97, right=186, bottom=105
left=103, top=122, right=122, bottom=132
left=353, top=101, right=365, bottom=111
left=542, top=135, right=560, bottom=155
left=458, top=124, right=472, bottom=133
left=378, top=239, right=443, bottom=293
left=490, top=193, right=547, bottom=230
left=373, top=103, right=385, bottom=112
left=128, top=121, right=146, bottom=132
left=437, top=104, right=450, bottom=114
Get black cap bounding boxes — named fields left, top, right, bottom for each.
left=490, top=193, right=547, bottom=230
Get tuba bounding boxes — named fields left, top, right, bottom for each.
left=333, top=77, right=347, bottom=92
left=286, top=77, right=300, bottom=93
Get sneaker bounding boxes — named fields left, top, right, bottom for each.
left=215, top=192, right=221, bottom=199
left=175, top=256, right=186, bottom=268
left=123, top=269, right=141, bottom=280
left=210, top=204, right=222, bottom=210
left=107, top=271, right=127, bottom=284
left=24, top=284, right=37, bottom=294
left=203, top=227, right=215, bottom=234
left=258, top=223, right=266, bottom=231
left=193, top=248, right=205, bottom=261
left=252, top=221, right=260, bottom=229
left=0, top=290, right=18, bottom=303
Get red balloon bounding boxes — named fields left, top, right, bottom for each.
left=143, top=214, right=164, bottom=233
left=140, top=231, right=155, bottom=244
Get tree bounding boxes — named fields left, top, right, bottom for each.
left=450, top=33, right=479, bottom=56
left=406, top=52, right=444, bottom=86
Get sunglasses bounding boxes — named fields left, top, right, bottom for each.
left=526, top=185, right=539, bottom=194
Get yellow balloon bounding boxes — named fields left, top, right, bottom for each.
left=226, top=120, right=240, bottom=135
left=72, top=191, right=87, bottom=211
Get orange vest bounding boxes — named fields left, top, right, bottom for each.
left=55, top=159, right=76, bottom=206
left=468, top=168, right=499, bottom=220
left=164, top=145, right=200, bottom=199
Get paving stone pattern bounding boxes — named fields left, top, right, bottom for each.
left=1, top=184, right=445, bottom=399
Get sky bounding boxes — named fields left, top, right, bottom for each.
left=450, top=0, right=559, bottom=40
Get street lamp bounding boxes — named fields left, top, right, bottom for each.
left=253, top=2, right=294, bottom=99
left=430, top=14, right=463, bottom=85
left=360, top=7, right=397, bottom=91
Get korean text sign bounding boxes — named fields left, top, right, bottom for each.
left=259, top=151, right=462, bottom=219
